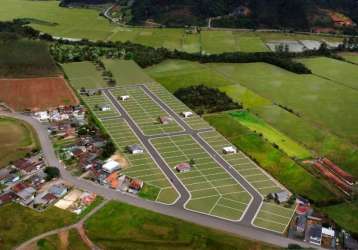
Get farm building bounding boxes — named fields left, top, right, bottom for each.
left=159, top=115, right=173, bottom=125
left=98, top=104, right=111, bottom=111
left=127, top=144, right=144, bottom=154
left=181, top=111, right=193, bottom=118
left=175, top=162, right=191, bottom=173
left=223, top=146, right=237, bottom=154
left=102, top=160, right=120, bottom=173
left=119, top=95, right=130, bottom=101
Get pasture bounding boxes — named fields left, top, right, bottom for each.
left=208, top=62, right=358, bottom=144
left=102, top=59, right=154, bottom=85
left=0, top=117, right=39, bottom=168
left=229, top=111, right=311, bottom=159
left=62, top=61, right=108, bottom=90
left=339, top=52, right=358, bottom=64
left=151, top=134, right=251, bottom=221
left=111, top=86, right=183, bottom=136
left=0, top=77, right=79, bottom=111
left=85, top=201, right=281, bottom=250
left=297, top=57, right=358, bottom=90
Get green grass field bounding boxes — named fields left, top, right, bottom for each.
left=62, top=61, right=108, bottom=90
left=0, top=36, right=58, bottom=77
left=85, top=201, right=281, bottom=250
left=297, top=57, right=358, bottom=90
left=103, top=59, right=154, bottom=85
left=36, top=229, right=89, bottom=250
left=339, top=52, right=358, bottom=64
left=111, top=86, right=184, bottom=136
left=321, top=201, right=358, bottom=234
left=229, top=111, right=311, bottom=159
left=204, top=112, right=338, bottom=203
left=0, top=203, right=77, bottom=250
left=151, top=134, right=252, bottom=221
left=0, top=117, right=39, bottom=168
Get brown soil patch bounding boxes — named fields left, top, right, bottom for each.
left=111, top=152, right=129, bottom=169
left=0, top=76, right=79, bottom=111
left=58, top=230, right=69, bottom=250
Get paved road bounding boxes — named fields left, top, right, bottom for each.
left=139, top=84, right=263, bottom=224
left=0, top=112, right=321, bottom=249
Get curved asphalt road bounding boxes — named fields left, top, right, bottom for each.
left=0, top=112, right=320, bottom=249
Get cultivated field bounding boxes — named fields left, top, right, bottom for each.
left=0, top=117, right=39, bottom=168
left=110, top=86, right=183, bottom=136
left=151, top=135, right=252, bottom=221
left=0, top=77, right=79, bottom=111
left=0, top=36, right=59, bottom=78
left=62, top=62, right=108, bottom=90
left=297, top=57, right=358, bottom=90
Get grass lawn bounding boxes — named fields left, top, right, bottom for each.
left=0, top=117, right=39, bottom=168
left=103, top=59, right=154, bottom=85
left=235, top=32, right=269, bottom=52
left=62, top=61, right=108, bottom=90
left=229, top=111, right=311, bottom=159
left=36, top=234, right=60, bottom=250
left=36, top=228, right=89, bottom=250
left=321, top=201, right=358, bottom=234
left=297, top=57, right=358, bottom=90
left=200, top=30, right=239, bottom=54
left=207, top=62, right=358, bottom=145
left=85, top=201, right=281, bottom=250
left=204, top=112, right=338, bottom=203
left=0, top=203, right=77, bottom=250
left=339, top=52, right=358, bottom=64
left=68, top=229, right=89, bottom=250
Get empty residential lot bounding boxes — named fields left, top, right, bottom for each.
left=110, top=86, right=184, bottom=136
left=151, top=134, right=252, bottom=221
left=81, top=94, right=120, bottom=121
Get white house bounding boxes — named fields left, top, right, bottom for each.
left=33, top=111, right=49, bottom=122
left=127, top=144, right=144, bottom=154
left=102, top=160, right=120, bottom=173
left=98, top=104, right=111, bottom=111
left=223, top=146, right=237, bottom=154
left=181, top=111, right=193, bottom=118
left=119, top=95, right=130, bottom=101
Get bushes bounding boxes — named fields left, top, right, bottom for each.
left=174, top=85, right=242, bottom=114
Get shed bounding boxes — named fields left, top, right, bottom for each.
left=127, top=144, right=144, bottom=154
left=181, top=111, right=193, bottom=118
left=175, top=162, right=191, bottom=173
left=223, top=146, right=237, bottom=154
left=273, top=190, right=291, bottom=204
left=119, top=95, right=130, bottom=101
left=98, top=104, right=111, bottom=111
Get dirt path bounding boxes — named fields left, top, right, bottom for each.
left=58, top=230, right=69, bottom=250
left=76, top=224, right=99, bottom=250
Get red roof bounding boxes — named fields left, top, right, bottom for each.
left=129, top=179, right=143, bottom=190
left=0, top=192, right=17, bottom=203
left=11, top=182, right=28, bottom=193
left=42, top=193, right=57, bottom=202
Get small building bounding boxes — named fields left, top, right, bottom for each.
left=0, top=192, right=17, bottom=205
left=308, top=224, right=322, bottom=246
left=321, top=227, right=335, bottom=249
left=127, top=144, right=144, bottom=154
left=273, top=190, right=291, bottom=204
left=128, top=179, right=144, bottom=193
left=223, top=146, right=237, bottom=154
left=102, top=160, right=120, bottom=174
left=17, top=187, right=36, bottom=205
left=159, top=115, right=173, bottom=125
left=98, top=104, right=111, bottom=111
left=119, top=95, right=130, bottom=101
left=181, top=111, right=193, bottom=118
left=175, top=162, right=191, bottom=173
left=49, top=184, right=68, bottom=198
left=33, top=111, right=49, bottom=121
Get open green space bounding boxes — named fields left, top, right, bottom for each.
left=103, top=59, right=154, bottom=85
left=297, top=57, right=358, bottom=90
left=0, top=35, right=58, bottom=77
left=207, top=62, right=358, bottom=144
left=62, top=61, right=108, bottom=90
left=0, top=117, right=39, bottom=168
left=80, top=94, right=121, bottom=121
left=204, top=112, right=338, bottom=203
left=0, top=203, right=77, bottom=250
left=111, top=86, right=183, bottom=136
left=321, top=201, right=358, bottom=234
left=36, top=228, right=89, bottom=250
left=339, top=52, right=358, bottom=64
left=36, top=234, right=60, bottom=250
left=151, top=134, right=251, bottom=221
left=85, top=201, right=281, bottom=250
left=229, top=111, right=311, bottom=159
left=253, top=202, right=295, bottom=234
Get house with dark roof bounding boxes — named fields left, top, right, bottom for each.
left=308, top=224, right=322, bottom=246
left=127, top=144, right=144, bottom=154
